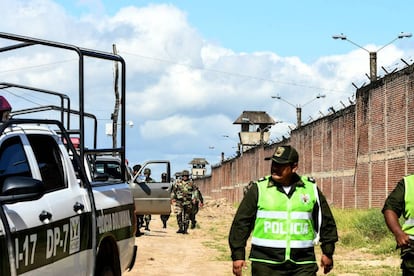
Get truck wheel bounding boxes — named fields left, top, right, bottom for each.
left=98, top=265, right=115, bottom=276
left=95, top=240, right=121, bottom=276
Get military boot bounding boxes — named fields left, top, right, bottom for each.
left=182, top=222, right=189, bottom=234
left=176, top=223, right=184, bottom=233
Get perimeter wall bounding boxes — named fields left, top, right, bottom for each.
left=195, top=64, right=414, bottom=209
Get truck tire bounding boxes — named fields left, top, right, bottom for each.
left=97, top=265, right=115, bottom=276
left=95, top=240, right=121, bottom=276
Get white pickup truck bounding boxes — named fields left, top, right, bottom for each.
left=0, top=33, right=137, bottom=275
left=0, top=118, right=137, bottom=275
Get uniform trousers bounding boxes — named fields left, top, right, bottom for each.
left=251, top=260, right=318, bottom=276
left=402, top=256, right=414, bottom=275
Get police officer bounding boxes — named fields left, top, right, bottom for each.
left=171, top=169, right=194, bottom=234
left=383, top=175, right=414, bottom=274
left=229, top=145, right=338, bottom=276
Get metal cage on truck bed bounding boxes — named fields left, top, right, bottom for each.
left=0, top=32, right=127, bottom=181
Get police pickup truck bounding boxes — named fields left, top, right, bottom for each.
left=0, top=33, right=136, bottom=275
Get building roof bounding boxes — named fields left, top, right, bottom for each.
left=189, top=158, right=209, bottom=165
left=233, top=111, right=276, bottom=125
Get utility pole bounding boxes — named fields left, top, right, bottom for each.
left=112, top=44, right=120, bottom=149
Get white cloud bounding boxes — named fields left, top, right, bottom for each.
left=2, top=0, right=411, bottom=173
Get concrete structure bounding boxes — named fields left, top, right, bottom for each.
left=233, top=111, right=276, bottom=152
left=195, top=63, right=414, bottom=209
left=189, top=158, right=209, bottom=179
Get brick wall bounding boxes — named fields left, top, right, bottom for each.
left=195, top=65, right=414, bottom=209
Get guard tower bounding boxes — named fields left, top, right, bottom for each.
left=233, top=111, right=276, bottom=151
left=189, top=158, right=209, bottom=179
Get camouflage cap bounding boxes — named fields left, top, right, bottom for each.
left=182, top=170, right=190, bottom=176
left=143, top=168, right=151, bottom=174
left=265, top=145, right=299, bottom=164
left=133, top=164, right=141, bottom=172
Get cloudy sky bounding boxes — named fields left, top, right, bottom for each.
left=1, top=0, right=414, bottom=174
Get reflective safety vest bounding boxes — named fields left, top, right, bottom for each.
left=250, top=176, right=320, bottom=264
left=402, top=175, right=414, bottom=237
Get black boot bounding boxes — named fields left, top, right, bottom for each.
left=182, top=222, right=189, bottom=234
left=176, top=222, right=184, bottom=233
left=191, top=220, right=196, bottom=229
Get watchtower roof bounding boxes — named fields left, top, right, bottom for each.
left=233, top=111, right=276, bottom=125
left=189, top=158, right=209, bottom=165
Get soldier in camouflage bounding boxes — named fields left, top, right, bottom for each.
left=133, top=164, right=145, bottom=237
left=190, top=184, right=203, bottom=229
left=160, top=172, right=170, bottom=228
left=171, top=169, right=194, bottom=234
left=143, top=168, right=153, bottom=231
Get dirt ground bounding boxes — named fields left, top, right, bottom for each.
left=125, top=198, right=233, bottom=276
left=124, top=198, right=402, bottom=276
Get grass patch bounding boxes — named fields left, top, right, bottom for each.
left=202, top=221, right=232, bottom=261
left=333, top=208, right=397, bottom=254
left=331, top=263, right=401, bottom=276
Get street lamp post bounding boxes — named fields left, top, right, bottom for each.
left=332, top=32, right=412, bottom=82
left=271, top=94, right=325, bottom=128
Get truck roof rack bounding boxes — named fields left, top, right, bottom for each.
left=0, top=32, right=127, bottom=180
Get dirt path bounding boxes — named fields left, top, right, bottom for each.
left=124, top=199, right=401, bottom=276
left=125, top=199, right=233, bottom=276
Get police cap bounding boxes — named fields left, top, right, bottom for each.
left=265, top=145, right=299, bottom=164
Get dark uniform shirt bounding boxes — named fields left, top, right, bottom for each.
left=228, top=173, right=338, bottom=261
left=382, top=178, right=405, bottom=216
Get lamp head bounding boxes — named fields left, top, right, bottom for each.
left=398, top=32, right=412, bottom=39
left=332, top=34, right=347, bottom=40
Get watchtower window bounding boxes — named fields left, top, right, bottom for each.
left=27, top=134, right=66, bottom=192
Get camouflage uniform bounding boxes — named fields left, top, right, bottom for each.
left=143, top=168, right=153, bottom=231
left=133, top=164, right=145, bottom=237
left=190, top=185, right=203, bottom=229
left=171, top=170, right=194, bottom=234
left=160, top=172, right=170, bottom=228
